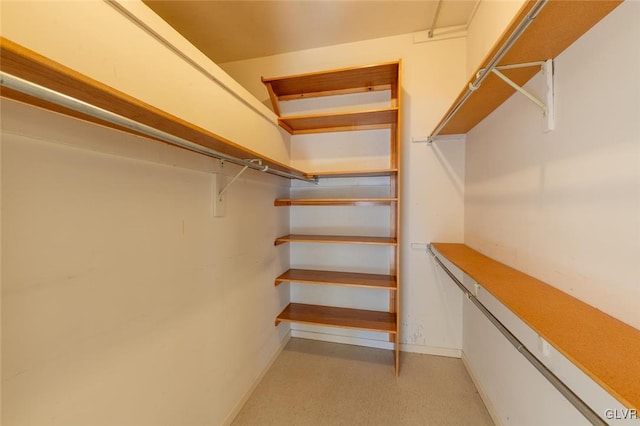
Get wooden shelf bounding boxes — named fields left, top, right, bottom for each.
left=0, top=38, right=310, bottom=179
left=278, top=107, right=397, bottom=135
left=262, top=61, right=399, bottom=101
left=274, top=197, right=397, bottom=207
left=307, top=168, right=398, bottom=179
left=432, top=1, right=622, bottom=136
left=274, top=234, right=397, bottom=246
left=275, top=269, right=397, bottom=290
left=431, top=243, right=640, bottom=410
left=276, top=303, right=397, bottom=334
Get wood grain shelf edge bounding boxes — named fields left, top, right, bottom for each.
left=278, top=107, right=398, bottom=135
left=274, top=197, right=397, bottom=206
left=275, top=268, right=397, bottom=290
left=274, top=234, right=397, bottom=246
left=306, top=169, right=398, bottom=179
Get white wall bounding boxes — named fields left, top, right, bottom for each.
left=462, top=297, right=588, bottom=426
left=465, top=0, right=639, bottom=330
left=222, top=31, right=468, bottom=355
left=462, top=1, right=639, bottom=424
left=0, top=0, right=291, bottom=165
left=465, top=0, right=526, bottom=78
left=1, top=99, right=291, bottom=425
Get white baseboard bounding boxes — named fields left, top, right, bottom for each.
left=461, top=351, right=503, bottom=426
left=400, top=342, right=461, bottom=358
left=223, top=331, right=291, bottom=426
left=291, top=329, right=395, bottom=350
left=291, top=329, right=461, bottom=358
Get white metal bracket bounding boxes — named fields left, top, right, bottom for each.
left=538, top=335, right=552, bottom=358
left=213, top=159, right=267, bottom=218
left=474, top=283, right=482, bottom=298
left=485, top=59, right=555, bottom=131
left=423, top=134, right=466, bottom=146
left=218, top=159, right=266, bottom=199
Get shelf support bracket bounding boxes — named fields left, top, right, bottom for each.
left=491, top=68, right=546, bottom=112
left=489, top=59, right=555, bottom=131
left=218, top=159, right=266, bottom=199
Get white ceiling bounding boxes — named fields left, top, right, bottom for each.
left=144, top=1, right=479, bottom=64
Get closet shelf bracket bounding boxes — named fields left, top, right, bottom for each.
left=428, top=59, right=554, bottom=146
left=218, top=159, right=266, bottom=199
left=487, top=59, right=554, bottom=131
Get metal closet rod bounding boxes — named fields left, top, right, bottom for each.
left=426, top=244, right=606, bottom=426
left=428, top=0, right=548, bottom=142
left=0, top=72, right=316, bottom=183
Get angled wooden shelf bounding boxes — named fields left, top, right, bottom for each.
left=432, top=0, right=622, bottom=136
left=274, top=234, right=397, bottom=246
left=431, top=243, right=640, bottom=410
left=0, top=37, right=309, bottom=179
left=278, top=107, right=398, bottom=135
left=274, top=197, right=397, bottom=207
left=276, top=303, right=397, bottom=334
left=262, top=61, right=399, bottom=101
left=307, top=168, right=398, bottom=179
left=275, top=269, right=397, bottom=290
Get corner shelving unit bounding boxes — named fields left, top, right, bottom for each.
left=264, top=60, right=402, bottom=374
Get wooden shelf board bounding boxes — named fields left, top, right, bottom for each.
left=274, top=234, right=397, bottom=246
left=434, top=0, right=622, bottom=136
left=262, top=61, right=399, bottom=100
left=278, top=108, right=397, bottom=135
left=276, top=303, right=396, bottom=334
left=431, top=243, right=640, bottom=410
left=274, top=197, right=397, bottom=207
left=307, top=169, right=398, bottom=179
left=276, top=269, right=397, bottom=290
left=0, top=37, right=309, bottom=179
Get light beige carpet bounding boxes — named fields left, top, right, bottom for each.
left=232, top=338, right=493, bottom=425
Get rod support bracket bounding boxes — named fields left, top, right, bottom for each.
left=217, top=159, right=263, bottom=199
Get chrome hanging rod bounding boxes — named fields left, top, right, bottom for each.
left=0, top=72, right=316, bottom=183
left=426, top=244, right=607, bottom=426
left=428, top=0, right=548, bottom=144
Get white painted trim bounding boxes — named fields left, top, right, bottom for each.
left=461, top=351, right=504, bottom=426
left=291, top=330, right=462, bottom=358
left=222, top=331, right=292, bottom=426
